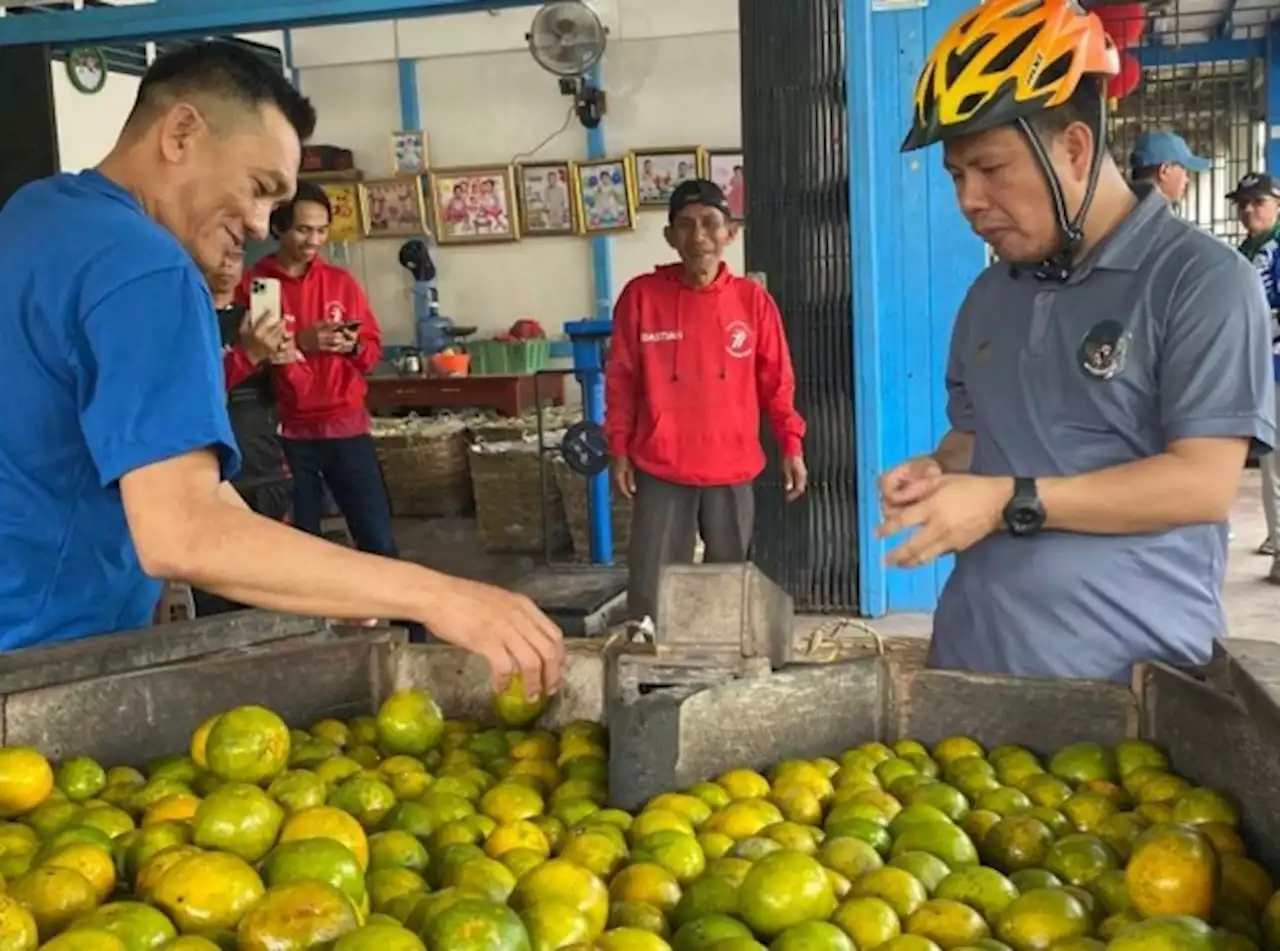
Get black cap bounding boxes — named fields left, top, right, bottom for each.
left=668, top=178, right=732, bottom=223
left=1227, top=172, right=1280, bottom=202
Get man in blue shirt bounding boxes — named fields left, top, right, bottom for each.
left=0, top=42, right=560, bottom=696
left=1128, top=130, right=1209, bottom=207
left=1230, top=172, right=1280, bottom=582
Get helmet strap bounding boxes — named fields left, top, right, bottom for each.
left=1012, top=95, right=1109, bottom=283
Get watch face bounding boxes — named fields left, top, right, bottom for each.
left=1008, top=504, right=1045, bottom=536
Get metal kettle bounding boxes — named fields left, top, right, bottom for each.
left=396, top=349, right=423, bottom=375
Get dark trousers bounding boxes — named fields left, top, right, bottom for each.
left=626, top=469, right=755, bottom=624
left=282, top=434, right=399, bottom=558
left=193, top=479, right=294, bottom=618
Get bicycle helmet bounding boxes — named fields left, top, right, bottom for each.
left=901, top=0, right=1121, bottom=280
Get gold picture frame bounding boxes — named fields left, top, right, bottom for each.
left=426, top=165, right=521, bottom=245
left=705, top=148, right=746, bottom=222
left=319, top=182, right=363, bottom=243
left=359, top=178, right=428, bottom=238
left=575, top=156, right=638, bottom=235
left=391, top=130, right=429, bottom=177
left=632, top=146, right=707, bottom=209
left=516, top=161, right=581, bottom=237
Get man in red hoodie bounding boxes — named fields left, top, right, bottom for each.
left=605, top=179, right=808, bottom=622
left=239, top=182, right=397, bottom=557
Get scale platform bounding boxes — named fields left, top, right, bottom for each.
left=512, top=567, right=629, bottom=638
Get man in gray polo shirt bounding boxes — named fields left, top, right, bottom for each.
left=882, top=0, right=1275, bottom=681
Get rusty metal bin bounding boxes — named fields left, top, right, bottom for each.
left=0, top=613, right=618, bottom=770
left=605, top=636, right=1280, bottom=874
left=8, top=611, right=1280, bottom=879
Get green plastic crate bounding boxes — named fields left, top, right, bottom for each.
left=467, top=339, right=551, bottom=375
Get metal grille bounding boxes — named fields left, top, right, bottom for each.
left=1107, top=4, right=1266, bottom=243
left=740, top=0, right=858, bottom=612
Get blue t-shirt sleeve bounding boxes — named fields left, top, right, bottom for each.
left=75, top=265, right=241, bottom=487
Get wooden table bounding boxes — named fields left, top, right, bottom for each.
left=365, top=373, right=565, bottom=417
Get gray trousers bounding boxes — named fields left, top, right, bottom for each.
left=1263, top=388, right=1280, bottom=554
left=626, top=469, right=755, bottom=623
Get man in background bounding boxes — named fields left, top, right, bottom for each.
left=1129, top=130, right=1209, bottom=206
left=605, top=179, right=808, bottom=623
left=1230, top=172, right=1280, bottom=580
left=193, top=251, right=295, bottom=616
left=244, top=182, right=398, bottom=559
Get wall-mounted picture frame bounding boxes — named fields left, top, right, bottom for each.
left=391, top=130, right=429, bottom=177
left=427, top=165, right=520, bottom=245
left=319, top=182, right=363, bottom=243
left=633, top=146, right=706, bottom=208
left=706, top=149, right=746, bottom=222
left=516, top=161, right=580, bottom=237
left=576, top=157, right=638, bottom=234
left=360, top=178, right=428, bottom=238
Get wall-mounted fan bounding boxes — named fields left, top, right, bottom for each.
left=526, top=0, right=609, bottom=129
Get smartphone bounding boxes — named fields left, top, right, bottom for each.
left=249, top=278, right=282, bottom=329
left=341, top=321, right=363, bottom=334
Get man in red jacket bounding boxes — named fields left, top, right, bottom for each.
left=239, top=182, right=397, bottom=557
left=605, top=179, right=808, bottom=622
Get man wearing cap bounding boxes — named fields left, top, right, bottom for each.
left=1129, top=130, right=1210, bottom=206
left=1229, top=172, right=1280, bottom=579
left=604, top=179, right=808, bottom=623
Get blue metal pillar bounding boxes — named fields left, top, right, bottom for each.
left=282, top=29, right=297, bottom=88
left=397, top=58, right=420, bottom=131
left=846, top=0, right=987, bottom=616
left=582, top=61, right=614, bottom=565
left=1267, top=24, right=1280, bottom=174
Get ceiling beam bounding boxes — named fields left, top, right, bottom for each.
left=0, top=0, right=540, bottom=46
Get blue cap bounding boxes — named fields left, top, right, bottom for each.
left=1129, top=130, right=1211, bottom=174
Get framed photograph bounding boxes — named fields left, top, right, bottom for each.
left=517, top=162, right=580, bottom=237
left=359, top=178, right=428, bottom=238
left=633, top=147, right=706, bottom=208
left=319, top=182, right=362, bottom=243
left=706, top=149, right=746, bottom=221
left=575, top=157, right=637, bottom=234
left=391, top=130, right=428, bottom=177
left=426, top=165, right=520, bottom=245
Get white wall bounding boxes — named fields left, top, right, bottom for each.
left=52, top=64, right=139, bottom=172
left=292, top=0, right=743, bottom=344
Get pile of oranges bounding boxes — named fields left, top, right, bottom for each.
left=0, top=682, right=1274, bottom=951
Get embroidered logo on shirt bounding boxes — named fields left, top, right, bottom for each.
left=726, top=320, right=753, bottom=359
left=1078, top=319, right=1130, bottom=380
left=325, top=301, right=348, bottom=323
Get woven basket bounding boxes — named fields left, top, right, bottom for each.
left=372, top=417, right=473, bottom=517
left=552, top=457, right=632, bottom=561
left=469, top=438, right=571, bottom=553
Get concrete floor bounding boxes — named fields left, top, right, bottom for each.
left=392, top=467, right=1280, bottom=643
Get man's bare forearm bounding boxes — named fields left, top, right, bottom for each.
left=931, top=430, right=975, bottom=473
left=124, top=458, right=455, bottom=623
left=183, top=502, right=448, bottom=620
left=1038, top=438, right=1247, bottom=535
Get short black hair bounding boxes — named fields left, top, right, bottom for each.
left=1026, top=75, right=1107, bottom=148
left=1131, top=165, right=1160, bottom=182
left=130, top=41, right=316, bottom=142
left=270, top=180, right=332, bottom=235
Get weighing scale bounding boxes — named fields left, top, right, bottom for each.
left=511, top=317, right=629, bottom=637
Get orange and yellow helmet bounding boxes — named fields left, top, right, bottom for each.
left=901, top=0, right=1120, bottom=152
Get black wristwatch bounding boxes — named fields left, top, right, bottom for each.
left=1003, top=476, right=1046, bottom=537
